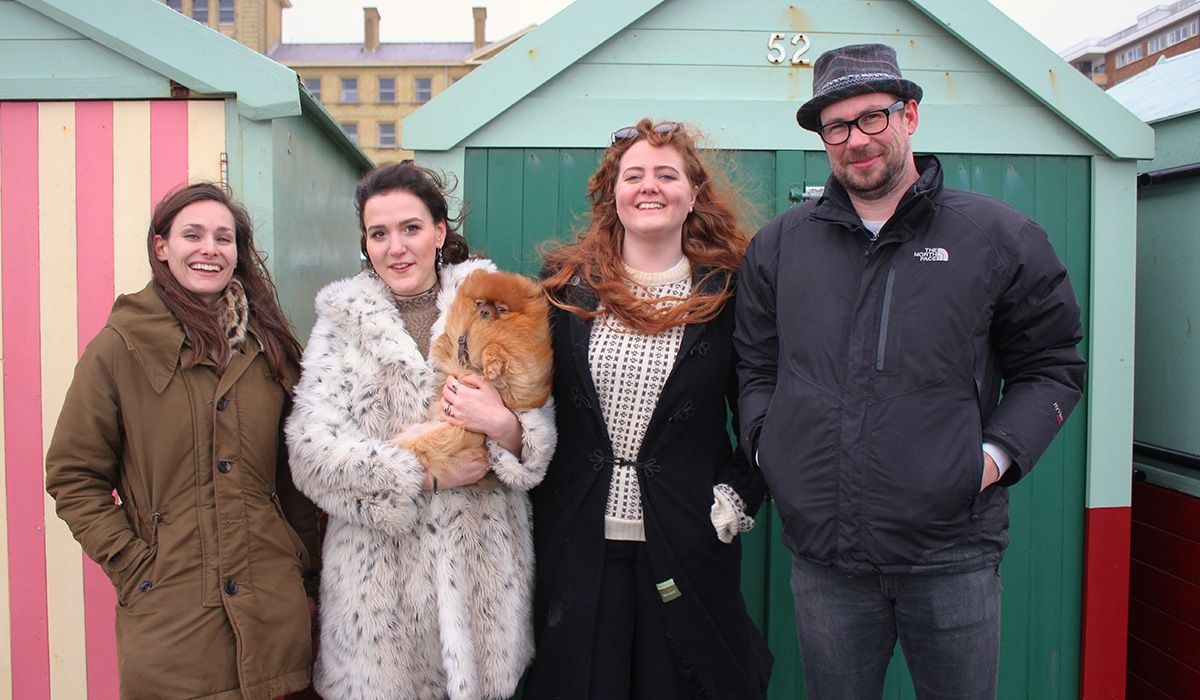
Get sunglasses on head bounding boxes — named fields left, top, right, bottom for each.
left=610, top=121, right=681, bottom=144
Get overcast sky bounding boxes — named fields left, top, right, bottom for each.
left=281, top=0, right=1168, bottom=53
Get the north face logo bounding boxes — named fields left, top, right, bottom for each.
left=914, top=247, right=950, bottom=262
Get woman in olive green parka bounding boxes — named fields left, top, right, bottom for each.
left=45, top=183, right=321, bottom=699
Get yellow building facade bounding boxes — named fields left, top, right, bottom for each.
left=162, top=0, right=288, bottom=54
left=162, top=1, right=523, bottom=163
left=287, top=63, right=470, bottom=164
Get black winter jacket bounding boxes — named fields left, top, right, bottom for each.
left=735, top=156, right=1086, bottom=575
left=526, top=268, right=772, bottom=699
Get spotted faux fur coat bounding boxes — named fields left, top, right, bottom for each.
left=285, top=259, right=556, bottom=700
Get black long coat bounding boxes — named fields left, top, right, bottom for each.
left=525, top=270, right=772, bottom=699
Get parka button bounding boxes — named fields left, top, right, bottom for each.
left=216, top=397, right=228, bottom=411
left=138, top=580, right=152, bottom=593
left=223, top=580, right=238, bottom=595
left=217, top=459, right=232, bottom=474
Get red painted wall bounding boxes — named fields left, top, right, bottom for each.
left=1082, top=506, right=1133, bottom=698
left=1127, top=482, right=1200, bottom=698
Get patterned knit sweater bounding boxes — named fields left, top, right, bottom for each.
left=590, top=257, right=691, bottom=541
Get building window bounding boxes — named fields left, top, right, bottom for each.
left=302, top=77, right=321, bottom=101
left=219, top=0, right=234, bottom=23
left=378, top=123, right=397, bottom=148
left=1116, top=44, right=1144, bottom=69
left=1147, top=34, right=1167, bottom=53
left=340, top=78, right=359, bottom=103
left=166, top=0, right=183, bottom=10
left=378, top=78, right=396, bottom=103
left=414, top=77, right=432, bottom=103
left=192, top=0, right=209, bottom=23
left=341, top=123, right=358, bottom=145
left=1167, top=21, right=1196, bottom=46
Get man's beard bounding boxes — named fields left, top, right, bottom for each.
left=835, top=146, right=909, bottom=202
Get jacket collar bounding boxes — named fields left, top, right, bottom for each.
left=106, top=284, right=186, bottom=393
left=813, top=155, right=943, bottom=240
left=106, top=283, right=268, bottom=394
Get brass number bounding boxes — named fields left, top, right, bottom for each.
left=766, top=32, right=812, bottom=66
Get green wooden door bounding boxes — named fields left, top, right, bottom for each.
left=464, top=148, right=1090, bottom=699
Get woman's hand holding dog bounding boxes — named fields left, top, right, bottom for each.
left=440, top=373, right=524, bottom=458
left=425, top=454, right=490, bottom=491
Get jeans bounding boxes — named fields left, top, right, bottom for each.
left=790, top=556, right=1001, bottom=700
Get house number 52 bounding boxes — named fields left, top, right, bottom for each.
left=766, top=33, right=812, bottom=65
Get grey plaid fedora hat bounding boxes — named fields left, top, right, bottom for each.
left=795, top=43, right=923, bottom=132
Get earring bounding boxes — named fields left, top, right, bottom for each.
left=436, top=247, right=444, bottom=270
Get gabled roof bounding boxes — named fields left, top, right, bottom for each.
left=1107, top=49, right=1200, bottom=123
left=16, top=0, right=300, bottom=120
left=405, top=0, right=1153, bottom=160
left=464, top=25, right=535, bottom=65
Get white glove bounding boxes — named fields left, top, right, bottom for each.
left=710, top=483, right=755, bottom=544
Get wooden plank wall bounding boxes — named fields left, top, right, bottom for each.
left=465, top=146, right=1093, bottom=699
left=0, top=98, right=224, bottom=700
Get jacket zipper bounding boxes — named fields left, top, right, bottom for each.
left=875, top=268, right=897, bottom=371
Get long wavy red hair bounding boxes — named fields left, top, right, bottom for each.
left=541, top=118, right=748, bottom=335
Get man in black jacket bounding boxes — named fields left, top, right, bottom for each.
left=734, top=43, right=1086, bottom=699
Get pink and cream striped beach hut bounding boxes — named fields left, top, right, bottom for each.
left=0, top=0, right=369, bottom=696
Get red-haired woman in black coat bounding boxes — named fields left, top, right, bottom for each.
left=527, top=119, right=773, bottom=699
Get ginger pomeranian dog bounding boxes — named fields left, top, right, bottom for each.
left=397, top=269, right=552, bottom=489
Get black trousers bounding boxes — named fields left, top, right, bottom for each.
left=588, top=539, right=680, bottom=700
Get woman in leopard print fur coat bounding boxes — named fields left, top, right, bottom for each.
left=286, top=163, right=556, bottom=700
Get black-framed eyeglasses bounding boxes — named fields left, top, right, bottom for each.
left=817, top=101, right=905, bottom=145
left=611, top=121, right=680, bottom=144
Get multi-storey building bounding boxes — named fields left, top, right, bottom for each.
left=161, top=0, right=289, bottom=54
left=161, top=1, right=525, bottom=162
left=1062, top=0, right=1200, bottom=88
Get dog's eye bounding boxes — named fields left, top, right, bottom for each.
left=474, top=299, right=485, bottom=307
left=496, top=305, right=509, bottom=315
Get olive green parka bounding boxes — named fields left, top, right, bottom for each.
left=45, top=284, right=320, bottom=699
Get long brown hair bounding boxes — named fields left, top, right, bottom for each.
left=147, top=182, right=301, bottom=379
left=541, top=118, right=748, bottom=335
left=353, top=161, right=470, bottom=264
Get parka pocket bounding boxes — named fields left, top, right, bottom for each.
left=269, top=492, right=312, bottom=573
left=115, top=545, right=157, bottom=609
left=115, top=511, right=163, bottom=609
